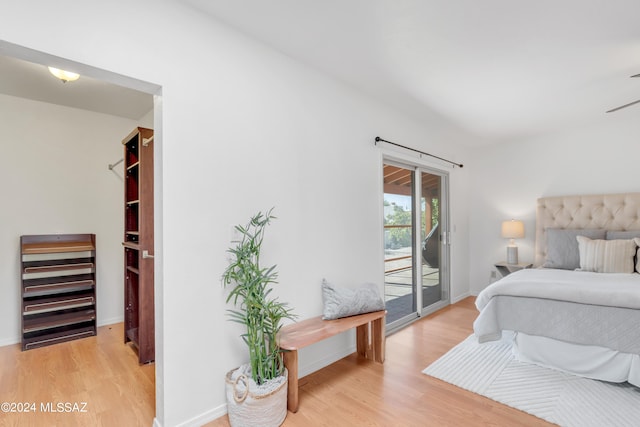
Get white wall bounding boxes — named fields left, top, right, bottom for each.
left=468, top=112, right=640, bottom=295
left=0, top=93, right=150, bottom=345
left=0, top=2, right=472, bottom=426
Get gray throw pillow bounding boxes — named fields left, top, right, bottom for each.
left=543, top=228, right=606, bottom=270
left=321, top=279, right=385, bottom=320
left=606, top=230, right=640, bottom=240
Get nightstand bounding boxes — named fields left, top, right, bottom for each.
left=494, top=261, right=533, bottom=277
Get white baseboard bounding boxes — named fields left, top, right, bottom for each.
left=451, top=292, right=471, bottom=304
left=299, top=344, right=356, bottom=378
left=0, top=335, right=20, bottom=348
left=173, top=403, right=228, bottom=427
left=159, top=345, right=357, bottom=426
left=97, top=316, right=124, bottom=327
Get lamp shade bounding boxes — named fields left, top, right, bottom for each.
left=501, top=220, right=524, bottom=239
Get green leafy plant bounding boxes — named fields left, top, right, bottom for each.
left=222, top=208, right=295, bottom=385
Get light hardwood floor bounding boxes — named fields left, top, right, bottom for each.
left=207, top=297, right=551, bottom=427
left=0, top=323, right=154, bottom=427
left=0, top=298, right=551, bottom=427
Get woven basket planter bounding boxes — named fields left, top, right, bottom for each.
left=225, top=365, right=288, bottom=427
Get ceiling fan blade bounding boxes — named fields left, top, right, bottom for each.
left=631, top=74, right=640, bottom=78
left=606, top=99, right=640, bottom=113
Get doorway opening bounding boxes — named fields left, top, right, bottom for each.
left=0, top=40, right=162, bottom=423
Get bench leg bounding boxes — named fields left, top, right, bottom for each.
left=356, top=323, right=370, bottom=358
left=372, top=317, right=385, bottom=363
left=283, top=349, right=299, bottom=412
left=356, top=319, right=386, bottom=363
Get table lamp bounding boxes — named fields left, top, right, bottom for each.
left=501, top=219, right=524, bottom=264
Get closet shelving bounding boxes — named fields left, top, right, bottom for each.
left=20, top=234, right=97, bottom=350
left=122, top=127, right=155, bottom=364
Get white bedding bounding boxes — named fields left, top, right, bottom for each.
left=514, top=332, right=640, bottom=387
left=476, top=268, right=640, bottom=311
left=474, top=268, right=640, bottom=386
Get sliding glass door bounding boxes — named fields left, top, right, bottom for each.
left=419, top=170, right=447, bottom=311
left=383, top=160, right=449, bottom=330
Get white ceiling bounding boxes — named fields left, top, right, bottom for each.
left=0, top=54, right=152, bottom=120
left=182, top=0, right=640, bottom=145
left=3, top=2, right=638, bottom=143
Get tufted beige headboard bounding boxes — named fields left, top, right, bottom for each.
left=535, top=193, right=640, bottom=266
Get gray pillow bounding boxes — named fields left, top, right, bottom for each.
left=544, top=228, right=606, bottom=270
left=321, top=279, right=385, bottom=320
left=606, top=230, right=640, bottom=240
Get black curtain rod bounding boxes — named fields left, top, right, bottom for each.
left=374, top=136, right=463, bottom=168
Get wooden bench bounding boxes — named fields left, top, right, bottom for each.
left=277, top=310, right=386, bottom=413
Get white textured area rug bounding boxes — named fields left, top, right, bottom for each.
left=423, top=334, right=640, bottom=427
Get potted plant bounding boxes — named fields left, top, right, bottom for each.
left=222, top=209, right=295, bottom=427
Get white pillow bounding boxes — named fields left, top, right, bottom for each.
left=576, top=236, right=637, bottom=273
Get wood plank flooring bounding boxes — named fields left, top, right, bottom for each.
left=207, top=297, right=551, bottom=427
left=0, top=323, right=154, bottom=427
left=0, top=298, right=552, bottom=426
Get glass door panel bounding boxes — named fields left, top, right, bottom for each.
left=383, top=163, right=416, bottom=324
left=420, top=172, right=443, bottom=310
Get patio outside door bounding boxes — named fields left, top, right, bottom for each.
left=383, top=161, right=449, bottom=331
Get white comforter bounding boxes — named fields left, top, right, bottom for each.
left=474, top=268, right=640, bottom=387
left=474, top=268, right=640, bottom=353
left=476, top=268, right=640, bottom=312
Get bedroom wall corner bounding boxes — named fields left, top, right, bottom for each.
left=467, top=112, right=640, bottom=295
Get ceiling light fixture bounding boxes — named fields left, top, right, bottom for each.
left=48, top=66, right=80, bottom=83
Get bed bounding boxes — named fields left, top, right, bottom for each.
left=474, top=193, right=640, bottom=387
